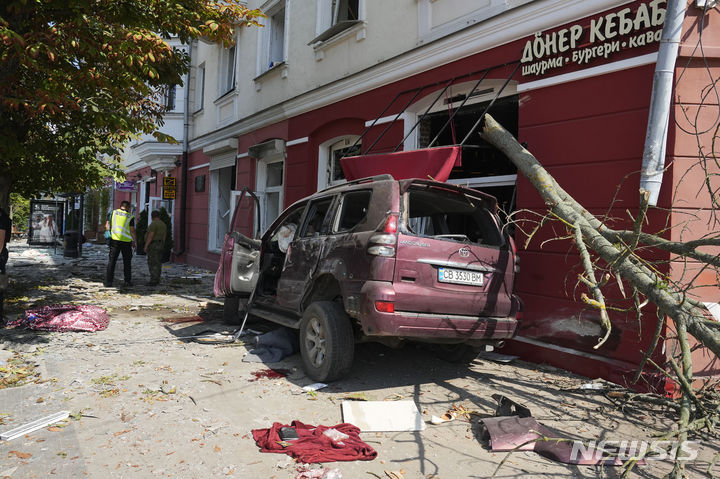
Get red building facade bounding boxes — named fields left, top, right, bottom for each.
left=123, top=1, right=719, bottom=387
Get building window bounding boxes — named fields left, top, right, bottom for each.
left=318, top=136, right=360, bottom=190
left=195, top=63, right=205, bottom=112
left=164, top=85, right=176, bottom=111
left=258, top=0, right=287, bottom=74
left=257, top=159, right=284, bottom=233
left=413, top=83, right=518, bottom=218
left=208, top=155, right=237, bottom=252
left=312, top=0, right=363, bottom=44
left=220, top=46, right=236, bottom=95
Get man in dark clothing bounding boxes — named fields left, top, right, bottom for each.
left=104, top=201, right=136, bottom=287
left=144, top=210, right=167, bottom=286
left=0, top=207, right=11, bottom=323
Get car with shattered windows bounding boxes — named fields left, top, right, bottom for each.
left=214, top=175, right=521, bottom=382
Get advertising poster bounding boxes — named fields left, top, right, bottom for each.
left=28, top=200, right=65, bottom=245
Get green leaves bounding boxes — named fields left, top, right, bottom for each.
left=0, top=0, right=262, bottom=196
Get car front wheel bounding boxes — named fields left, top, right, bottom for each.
left=299, top=301, right=354, bottom=382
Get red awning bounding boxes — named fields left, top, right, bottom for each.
left=340, top=146, right=462, bottom=182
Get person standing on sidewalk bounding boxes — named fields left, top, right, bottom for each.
left=143, top=210, right=167, bottom=286
left=104, top=201, right=136, bottom=287
left=0, top=207, right=11, bottom=323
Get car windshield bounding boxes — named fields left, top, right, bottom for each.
left=404, top=185, right=504, bottom=247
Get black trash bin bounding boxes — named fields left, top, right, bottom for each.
left=63, top=231, right=80, bottom=258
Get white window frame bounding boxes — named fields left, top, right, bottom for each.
left=407, top=79, right=519, bottom=191
left=256, top=0, right=289, bottom=76
left=256, top=154, right=285, bottom=234
left=164, top=85, right=176, bottom=111
left=148, top=197, right=174, bottom=224
left=317, top=135, right=360, bottom=191
left=138, top=181, right=148, bottom=213
left=208, top=162, right=237, bottom=252
left=194, top=63, right=205, bottom=112
left=314, top=0, right=364, bottom=36
left=219, top=45, right=236, bottom=96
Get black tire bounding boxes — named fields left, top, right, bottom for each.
left=222, top=296, right=242, bottom=325
left=299, top=301, right=354, bottom=382
left=433, top=344, right=479, bottom=364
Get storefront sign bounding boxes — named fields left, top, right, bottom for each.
left=521, top=0, right=666, bottom=77
left=114, top=180, right=136, bottom=192
left=163, top=177, right=176, bottom=200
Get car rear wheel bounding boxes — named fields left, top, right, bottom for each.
left=299, top=301, right=354, bottom=382
left=433, top=344, right=479, bottom=363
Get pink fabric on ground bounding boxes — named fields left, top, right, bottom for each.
left=8, top=305, right=110, bottom=332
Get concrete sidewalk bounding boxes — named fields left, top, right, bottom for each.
left=0, top=240, right=714, bottom=478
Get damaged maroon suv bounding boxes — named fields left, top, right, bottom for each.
left=214, top=175, right=521, bottom=382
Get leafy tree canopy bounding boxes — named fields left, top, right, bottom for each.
left=0, top=0, right=261, bottom=203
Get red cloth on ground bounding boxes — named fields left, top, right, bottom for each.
left=8, top=305, right=109, bottom=332
left=251, top=420, right=377, bottom=463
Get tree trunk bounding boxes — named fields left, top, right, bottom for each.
left=0, top=174, right=12, bottom=213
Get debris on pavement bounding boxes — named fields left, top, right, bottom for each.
left=1, top=411, right=70, bottom=441
left=430, top=404, right=478, bottom=425
left=242, top=328, right=298, bottom=363
left=252, top=420, right=377, bottom=463
left=480, top=415, right=644, bottom=466
left=493, top=394, right=532, bottom=418
left=341, top=400, right=425, bottom=432
left=7, top=305, right=109, bottom=332
left=302, top=382, right=328, bottom=392
left=429, top=412, right=455, bottom=425
left=577, top=381, right=608, bottom=390
left=384, top=470, right=405, bottom=479
left=296, top=466, right=342, bottom=478
left=477, top=351, right=518, bottom=363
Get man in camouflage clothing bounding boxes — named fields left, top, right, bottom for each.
left=144, top=210, right=167, bottom=286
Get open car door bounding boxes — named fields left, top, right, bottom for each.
left=213, top=187, right=262, bottom=298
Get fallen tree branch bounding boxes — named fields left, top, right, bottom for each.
left=480, top=114, right=720, bottom=358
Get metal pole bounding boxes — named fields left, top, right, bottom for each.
left=639, top=0, right=686, bottom=206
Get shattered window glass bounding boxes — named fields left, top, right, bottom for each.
left=405, top=186, right=503, bottom=246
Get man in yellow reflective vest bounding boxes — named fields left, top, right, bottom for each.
left=104, top=201, right=137, bottom=287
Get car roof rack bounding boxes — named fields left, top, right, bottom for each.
left=318, top=174, right=395, bottom=194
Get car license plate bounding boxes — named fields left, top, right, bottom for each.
left=438, top=267, right=484, bottom=286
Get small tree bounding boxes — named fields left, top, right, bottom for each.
left=9, top=193, right=29, bottom=232
left=0, top=1, right=262, bottom=209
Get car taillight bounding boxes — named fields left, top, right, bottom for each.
left=368, top=214, right=399, bottom=257
left=383, top=214, right=398, bottom=234
left=375, top=301, right=395, bottom=313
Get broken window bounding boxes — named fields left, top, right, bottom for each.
left=301, top=198, right=334, bottom=238
left=335, top=190, right=371, bottom=232
left=417, top=95, right=518, bottom=218
left=405, top=186, right=503, bottom=247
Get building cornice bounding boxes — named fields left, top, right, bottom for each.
left=189, top=0, right=634, bottom=152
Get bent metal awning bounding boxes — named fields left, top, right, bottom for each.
left=336, top=62, right=520, bottom=183
left=340, top=146, right=462, bottom=182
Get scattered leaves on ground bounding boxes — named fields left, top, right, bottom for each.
left=8, top=450, right=32, bottom=459
left=0, top=354, right=41, bottom=389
